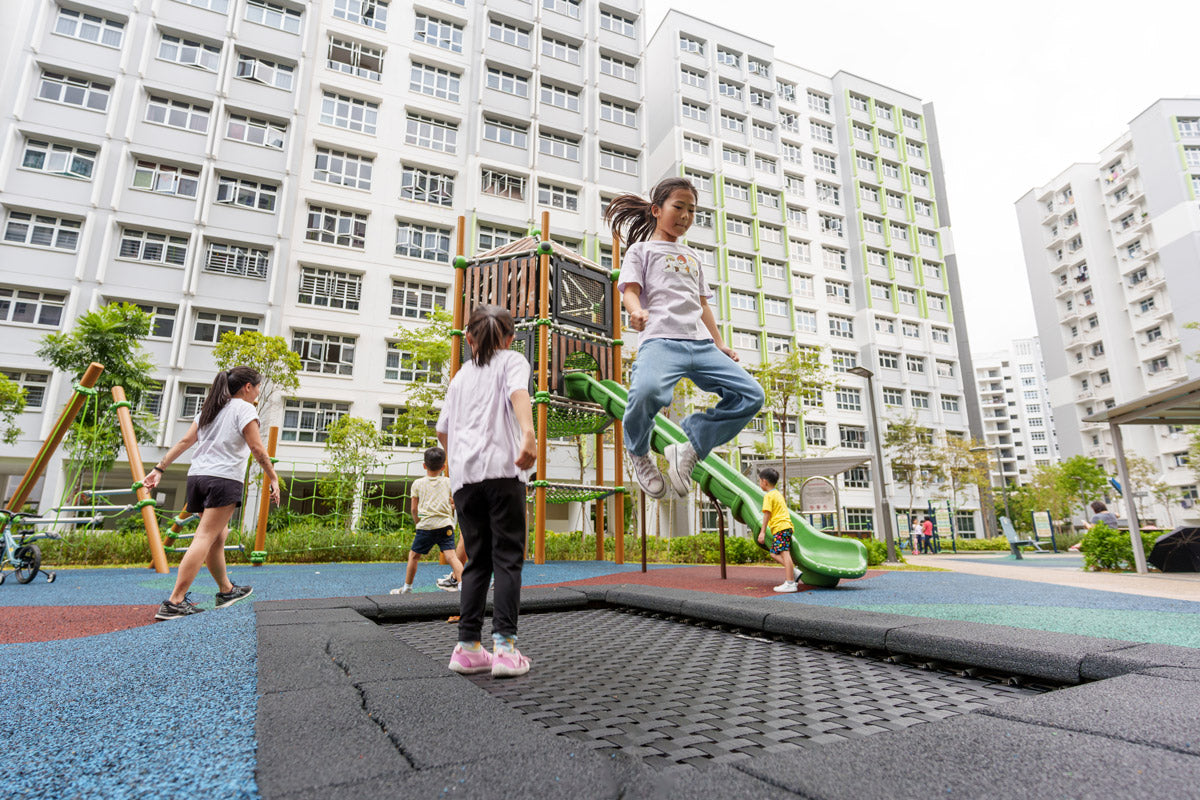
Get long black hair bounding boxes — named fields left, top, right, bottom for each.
left=603, top=177, right=698, bottom=246
left=198, top=366, right=261, bottom=429
left=466, top=304, right=515, bottom=367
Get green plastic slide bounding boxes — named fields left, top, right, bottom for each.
left=564, top=373, right=868, bottom=587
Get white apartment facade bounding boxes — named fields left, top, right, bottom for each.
left=1015, top=99, right=1200, bottom=525
left=0, top=0, right=646, bottom=526
left=972, top=337, right=1061, bottom=489
left=643, top=11, right=985, bottom=537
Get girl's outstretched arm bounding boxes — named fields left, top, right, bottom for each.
left=699, top=298, right=738, bottom=362
left=510, top=389, right=537, bottom=469
left=622, top=285, right=649, bottom=331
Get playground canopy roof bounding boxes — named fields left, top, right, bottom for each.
left=741, top=455, right=870, bottom=481
left=1081, top=376, right=1200, bottom=426
left=473, top=236, right=609, bottom=276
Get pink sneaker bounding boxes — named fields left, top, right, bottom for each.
left=491, top=647, right=531, bottom=678
left=448, top=644, right=493, bottom=674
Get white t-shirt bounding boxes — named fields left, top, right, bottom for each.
left=188, top=398, right=259, bottom=482
left=616, top=240, right=714, bottom=342
left=436, top=350, right=531, bottom=495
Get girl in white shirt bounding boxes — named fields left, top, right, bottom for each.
left=143, top=366, right=280, bottom=620
left=437, top=305, right=536, bottom=678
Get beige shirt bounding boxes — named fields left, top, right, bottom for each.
left=412, top=475, right=454, bottom=530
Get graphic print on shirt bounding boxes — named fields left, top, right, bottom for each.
left=662, top=251, right=699, bottom=275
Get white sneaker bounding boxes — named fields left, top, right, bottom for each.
left=389, top=586, right=412, bottom=595
left=793, top=567, right=802, bottom=582
left=773, top=581, right=798, bottom=593
left=663, top=442, right=699, bottom=496
left=630, top=454, right=668, bottom=499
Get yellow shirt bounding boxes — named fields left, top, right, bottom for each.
left=762, top=489, right=791, bottom=534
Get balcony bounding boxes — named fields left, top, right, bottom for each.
left=1103, top=162, right=1139, bottom=192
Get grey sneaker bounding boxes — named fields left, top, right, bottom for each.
left=155, top=593, right=204, bottom=621
left=630, top=454, right=668, bottom=499
left=214, top=583, right=253, bottom=609
left=389, top=586, right=412, bottom=595
left=435, top=574, right=458, bottom=589
left=663, top=442, right=699, bottom=496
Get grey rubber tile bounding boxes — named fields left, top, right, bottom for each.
left=1143, top=666, right=1200, bottom=682
left=369, top=592, right=463, bottom=621
left=679, top=594, right=769, bottom=629
left=359, top=677, right=568, bottom=769
left=256, top=607, right=368, bottom=626
left=983, top=673, right=1200, bottom=754
left=886, top=620, right=1133, bottom=683
left=257, top=685, right=367, bottom=734
left=736, top=713, right=1200, bottom=800
left=622, top=763, right=799, bottom=799
left=256, top=637, right=347, bottom=694
left=1081, top=642, right=1200, bottom=680
left=605, top=585, right=698, bottom=615
left=763, top=605, right=929, bottom=648
left=254, top=596, right=377, bottom=614
left=514, top=585, right=590, bottom=611
left=327, top=636, right=450, bottom=683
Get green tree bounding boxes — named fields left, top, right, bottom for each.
left=753, top=346, right=831, bottom=499
left=36, top=302, right=157, bottom=473
left=1023, top=456, right=1109, bottom=530
left=319, top=415, right=383, bottom=529
left=212, top=331, right=301, bottom=425
left=0, top=372, right=27, bottom=445
left=386, top=309, right=452, bottom=449
left=1123, top=454, right=1172, bottom=522
left=937, top=435, right=991, bottom=516
left=884, top=414, right=943, bottom=517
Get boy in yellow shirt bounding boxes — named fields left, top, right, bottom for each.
left=756, top=468, right=800, bottom=593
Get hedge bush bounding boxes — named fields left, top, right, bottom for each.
left=1080, top=523, right=1161, bottom=571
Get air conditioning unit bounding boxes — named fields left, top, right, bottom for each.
left=1181, top=499, right=1194, bottom=509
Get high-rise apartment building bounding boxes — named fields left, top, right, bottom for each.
left=644, top=11, right=983, bottom=536
left=971, top=337, right=1061, bottom=488
left=1015, top=99, right=1200, bottom=524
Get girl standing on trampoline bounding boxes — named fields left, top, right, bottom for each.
left=143, top=367, right=280, bottom=620
left=606, top=177, right=764, bottom=499
left=438, top=304, right=537, bottom=678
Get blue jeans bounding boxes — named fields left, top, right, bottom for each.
left=624, top=338, right=764, bottom=460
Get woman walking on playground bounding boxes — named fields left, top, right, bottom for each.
left=143, top=367, right=280, bottom=620
left=438, top=304, right=537, bottom=678
left=606, top=177, right=764, bottom=499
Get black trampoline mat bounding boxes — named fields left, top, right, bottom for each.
left=389, top=608, right=1047, bottom=770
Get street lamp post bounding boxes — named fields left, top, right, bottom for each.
left=971, top=444, right=1011, bottom=528
left=849, top=366, right=897, bottom=562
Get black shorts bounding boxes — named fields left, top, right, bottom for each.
left=411, top=526, right=455, bottom=555
left=185, top=475, right=244, bottom=513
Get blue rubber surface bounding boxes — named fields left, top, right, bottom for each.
left=2, top=560, right=1197, bottom=799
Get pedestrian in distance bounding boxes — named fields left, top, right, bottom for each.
left=438, top=304, right=537, bottom=678
left=606, top=177, right=764, bottom=500
left=911, top=518, right=923, bottom=554
left=390, top=446, right=463, bottom=595
left=756, top=468, right=802, bottom=592
left=143, top=366, right=280, bottom=620
left=921, top=516, right=935, bottom=555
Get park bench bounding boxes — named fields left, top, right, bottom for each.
left=999, top=516, right=1050, bottom=559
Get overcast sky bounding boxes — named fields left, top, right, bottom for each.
left=643, top=0, right=1197, bottom=354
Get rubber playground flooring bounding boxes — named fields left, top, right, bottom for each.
left=2, top=558, right=1199, bottom=798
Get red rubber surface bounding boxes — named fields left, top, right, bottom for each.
left=0, top=605, right=157, bottom=643
left=553, top=565, right=884, bottom=598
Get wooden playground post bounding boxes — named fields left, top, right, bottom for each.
left=252, top=425, right=280, bottom=562
left=534, top=212, right=551, bottom=564
left=5, top=362, right=105, bottom=514
left=611, top=234, right=626, bottom=565
left=594, top=430, right=605, bottom=560
left=111, top=386, right=169, bottom=574
left=450, top=215, right=467, bottom=379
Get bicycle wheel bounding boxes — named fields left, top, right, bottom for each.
left=14, top=544, right=40, bottom=584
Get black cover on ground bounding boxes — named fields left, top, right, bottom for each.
left=1149, top=526, right=1200, bottom=572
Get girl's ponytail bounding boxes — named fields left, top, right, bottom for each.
left=198, top=366, right=261, bottom=428
left=604, top=177, right=699, bottom=246
left=465, top=304, right=515, bottom=367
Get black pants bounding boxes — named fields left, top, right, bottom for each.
left=454, top=478, right=526, bottom=642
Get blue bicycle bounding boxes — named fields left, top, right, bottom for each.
left=0, top=509, right=64, bottom=585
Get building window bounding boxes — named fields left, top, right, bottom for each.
left=537, top=183, right=579, bottom=212
left=810, top=121, right=834, bottom=144
left=54, top=7, right=124, bottom=46
left=0, top=287, right=66, bottom=327
left=794, top=275, right=814, bottom=297
left=542, top=36, right=580, bottom=64
left=763, top=297, right=789, bottom=317
left=405, top=113, right=457, bottom=152
left=193, top=311, right=260, bottom=343
left=679, top=35, right=704, bottom=55
left=681, top=101, right=709, bottom=123
left=293, top=330, right=355, bottom=375
left=795, top=309, right=817, bottom=333
left=38, top=71, right=111, bottom=112
left=409, top=61, right=460, bottom=102
left=306, top=205, right=367, bottom=249
left=395, top=221, right=450, bottom=263
left=829, top=315, right=853, bottom=339
left=483, top=117, right=529, bottom=149
left=936, top=360, right=955, bottom=378
left=400, top=166, right=454, bottom=206
left=875, top=317, right=896, bottom=335
left=0, top=369, right=50, bottom=409
left=731, top=330, right=758, bottom=351
left=484, top=67, right=528, bottom=98
left=205, top=241, right=269, bottom=279
left=726, top=216, right=751, bottom=237
left=823, top=248, right=847, bottom=270
left=216, top=175, right=277, bottom=212
left=539, top=131, right=581, bottom=161
left=20, top=139, right=96, bottom=180
left=680, top=66, right=705, bottom=88
left=807, top=91, right=830, bottom=114
left=315, top=147, right=373, bottom=190
left=414, top=13, right=463, bottom=52
left=158, top=33, right=221, bottom=71
left=729, top=292, right=757, bottom=312
left=4, top=211, right=82, bottom=252
left=236, top=52, right=294, bottom=90
left=145, top=94, right=209, bottom=132
left=600, top=146, right=638, bottom=175
left=1149, top=356, right=1170, bottom=374
left=883, top=387, right=904, bottom=406
left=327, top=36, right=384, bottom=81
left=910, top=391, right=930, bottom=409
left=282, top=399, right=349, bottom=443
left=789, top=240, right=811, bottom=263
left=825, top=281, right=850, bottom=304
left=906, top=355, right=926, bottom=374
left=385, top=349, right=440, bottom=383
left=721, top=113, right=745, bottom=133
left=804, top=422, right=826, bottom=447
left=117, top=228, right=187, bottom=265
left=931, top=327, right=950, bottom=344
left=488, top=18, right=530, bottom=48
left=391, top=280, right=446, bottom=319
left=226, top=113, right=286, bottom=148
left=601, top=99, right=637, bottom=127
left=477, top=225, right=522, bottom=251
left=543, top=0, right=581, bottom=17
left=843, top=466, right=870, bottom=489
left=245, top=0, right=301, bottom=33
left=820, top=214, right=844, bottom=237
left=839, top=424, right=866, bottom=447
left=178, top=385, right=208, bottom=419
left=787, top=206, right=808, bottom=227
left=481, top=169, right=526, bottom=201
left=298, top=266, right=361, bottom=311
left=321, top=92, right=378, bottom=135
left=332, top=0, right=388, bottom=31
left=683, top=136, right=709, bottom=156
left=718, top=80, right=742, bottom=100
left=599, top=54, right=637, bottom=82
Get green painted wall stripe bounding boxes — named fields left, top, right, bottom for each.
left=757, top=292, right=766, bottom=327
left=720, top=246, right=729, bottom=282
left=716, top=174, right=726, bottom=206
left=752, top=219, right=761, bottom=251
left=914, top=256, right=925, bottom=287
left=754, top=253, right=763, bottom=288
left=750, top=182, right=759, bottom=215
left=918, top=288, right=928, bottom=318
left=906, top=194, right=915, bottom=223
left=868, top=97, right=876, bottom=124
